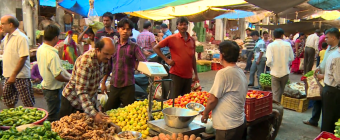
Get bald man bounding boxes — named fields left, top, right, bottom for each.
left=59, top=38, right=119, bottom=126
left=1, top=15, right=34, bottom=108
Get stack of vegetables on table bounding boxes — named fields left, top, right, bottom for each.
left=164, top=91, right=212, bottom=117
left=106, top=99, right=170, bottom=139
left=0, top=106, right=46, bottom=126
left=334, top=119, right=340, bottom=138
left=152, top=133, right=202, bottom=140
left=0, top=121, right=63, bottom=140
left=259, top=73, right=271, bottom=88
left=61, top=60, right=74, bottom=70
left=51, top=111, right=116, bottom=140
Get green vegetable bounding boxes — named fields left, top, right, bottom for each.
left=0, top=107, right=46, bottom=126
left=259, top=73, right=272, bottom=87
left=334, top=119, right=340, bottom=138
left=0, top=124, right=63, bottom=139
left=304, top=70, right=314, bottom=77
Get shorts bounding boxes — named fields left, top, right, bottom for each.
left=3, top=78, right=35, bottom=107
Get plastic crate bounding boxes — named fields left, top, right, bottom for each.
left=281, top=95, right=309, bottom=112
left=211, top=62, right=223, bottom=71
left=245, top=90, right=273, bottom=122
left=197, top=64, right=205, bottom=73
left=205, top=65, right=211, bottom=71
left=196, top=46, right=204, bottom=52
left=314, top=131, right=340, bottom=140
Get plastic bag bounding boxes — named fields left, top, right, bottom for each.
left=153, top=83, right=162, bottom=100
left=191, top=81, right=202, bottom=92
left=85, top=0, right=100, bottom=25
left=97, top=94, right=108, bottom=106
left=192, top=115, right=214, bottom=134
left=306, top=76, right=322, bottom=100
left=299, top=58, right=304, bottom=70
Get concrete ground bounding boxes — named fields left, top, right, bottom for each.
left=0, top=63, right=321, bottom=139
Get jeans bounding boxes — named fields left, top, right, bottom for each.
left=43, top=88, right=62, bottom=122
left=64, top=24, right=72, bottom=32
left=309, top=100, right=322, bottom=125
left=249, top=57, right=266, bottom=86
left=316, top=56, right=320, bottom=67
left=244, top=51, right=254, bottom=71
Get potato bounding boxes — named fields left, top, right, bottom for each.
left=172, top=133, right=177, bottom=140
left=153, top=136, right=159, bottom=140
left=195, top=137, right=201, bottom=140
left=166, top=134, right=171, bottom=139
left=189, top=134, right=196, bottom=140
left=184, top=135, right=189, bottom=140
left=159, top=133, right=166, bottom=140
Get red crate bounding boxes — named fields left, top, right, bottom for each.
left=211, top=63, right=223, bottom=71
left=314, top=131, right=340, bottom=140
left=245, top=90, right=273, bottom=122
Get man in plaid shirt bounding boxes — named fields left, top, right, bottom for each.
left=137, top=21, right=156, bottom=57
left=103, top=18, right=146, bottom=111
left=59, top=37, right=118, bottom=125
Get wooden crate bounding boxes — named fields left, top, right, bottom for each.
left=281, top=95, right=309, bottom=112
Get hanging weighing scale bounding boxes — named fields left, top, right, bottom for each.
left=137, top=62, right=205, bottom=136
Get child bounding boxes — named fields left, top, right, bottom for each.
left=319, top=42, right=328, bottom=64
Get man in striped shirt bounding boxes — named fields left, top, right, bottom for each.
left=137, top=21, right=156, bottom=57
left=103, top=18, right=146, bottom=111
left=244, top=28, right=255, bottom=73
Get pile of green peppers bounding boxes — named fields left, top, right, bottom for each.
left=0, top=121, right=63, bottom=140
left=304, top=70, right=314, bottom=77
left=259, top=73, right=272, bottom=87
left=0, top=106, right=46, bottom=126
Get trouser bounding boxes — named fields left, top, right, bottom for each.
left=249, top=57, right=266, bottom=86
left=304, top=47, right=315, bottom=74
left=59, top=96, right=84, bottom=119
left=3, top=78, right=34, bottom=107
left=316, top=56, right=320, bottom=67
left=64, top=24, right=72, bottom=32
left=215, top=119, right=247, bottom=140
left=169, top=74, right=192, bottom=99
left=43, top=88, right=62, bottom=122
left=309, top=100, right=322, bottom=126
left=104, top=85, right=135, bottom=111
left=271, top=74, right=289, bottom=102
left=321, top=85, right=340, bottom=133
left=245, top=50, right=254, bottom=71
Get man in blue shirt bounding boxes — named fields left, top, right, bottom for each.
left=248, top=31, right=266, bottom=89
left=161, top=23, right=172, bottom=54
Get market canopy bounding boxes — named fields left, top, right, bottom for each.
left=126, top=0, right=247, bottom=20
left=308, top=0, right=340, bottom=10
left=40, top=0, right=56, bottom=7
left=214, top=10, right=255, bottom=19
left=245, top=0, right=306, bottom=13
left=58, top=0, right=177, bottom=17
left=146, top=0, right=199, bottom=10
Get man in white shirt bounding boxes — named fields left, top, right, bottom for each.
left=304, top=29, right=321, bottom=74
left=321, top=45, right=340, bottom=133
left=1, top=15, right=34, bottom=108
left=37, top=25, right=70, bottom=121
left=201, top=41, right=247, bottom=140
left=303, top=27, right=339, bottom=127
left=266, top=28, right=294, bottom=102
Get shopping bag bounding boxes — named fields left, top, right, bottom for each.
left=153, top=83, right=163, bottom=100
left=191, top=81, right=202, bottom=91
left=306, top=76, right=323, bottom=100
left=299, top=58, right=304, bottom=70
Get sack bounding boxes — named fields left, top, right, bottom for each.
left=89, top=21, right=104, bottom=34
left=306, top=76, right=323, bottom=100
left=299, top=58, right=304, bottom=70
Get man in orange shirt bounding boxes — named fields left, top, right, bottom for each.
left=153, top=17, right=199, bottom=99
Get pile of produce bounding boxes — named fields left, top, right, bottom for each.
left=259, top=73, right=271, bottom=87
left=0, top=121, right=63, bottom=140
left=33, top=84, right=42, bottom=89
left=152, top=133, right=201, bottom=140
left=51, top=111, right=116, bottom=140
left=61, top=60, right=74, bottom=70
left=334, top=119, right=340, bottom=138
left=319, top=138, right=334, bottom=140
left=304, top=70, right=314, bottom=77
left=0, top=106, right=46, bottom=126
left=246, top=90, right=265, bottom=99
left=164, top=91, right=212, bottom=118
left=164, top=91, right=209, bottom=108
left=283, top=82, right=306, bottom=99
left=106, top=99, right=170, bottom=139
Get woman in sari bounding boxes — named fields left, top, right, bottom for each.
left=62, top=30, right=79, bottom=64
left=291, top=33, right=306, bottom=73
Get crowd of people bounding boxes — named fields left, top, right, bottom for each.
left=1, top=11, right=340, bottom=140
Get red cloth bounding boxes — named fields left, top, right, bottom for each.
left=158, top=33, right=195, bottom=79
left=318, top=34, right=326, bottom=51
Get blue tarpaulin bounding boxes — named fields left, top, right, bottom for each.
left=58, top=0, right=176, bottom=17
left=214, top=10, right=254, bottom=19
left=308, top=0, right=340, bottom=10
left=40, top=0, right=56, bottom=7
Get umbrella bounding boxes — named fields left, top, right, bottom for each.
left=58, top=0, right=176, bottom=17
left=214, top=10, right=254, bottom=19
left=40, top=0, right=56, bottom=7
left=308, top=0, right=340, bottom=10
left=310, top=11, right=340, bottom=20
